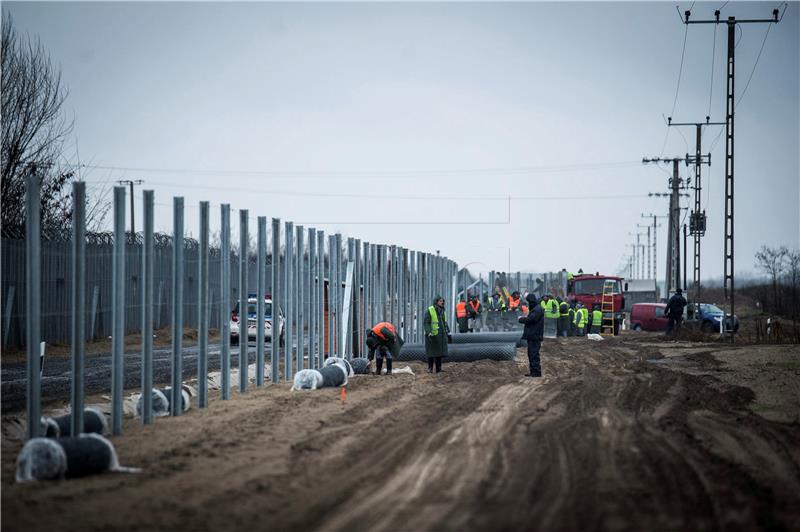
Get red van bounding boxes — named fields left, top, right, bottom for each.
left=629, top=303, right=668, bottom=332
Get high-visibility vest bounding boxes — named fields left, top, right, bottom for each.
left=548, top=299, right=559, bottom=318
left=575, top=308, right=586, bottom=327
left=509, top=298, right=521, bottom=310
left=592, top=310, right=603, bottom=327
left=469, top=301, right=481, bottom=314
left=428, top=305, right=446, bottom=335
left=568, top=308, right=575, bottom=323
left=456, top=301, right=468, bottom=318
left=559, top=302, right=570, bottom=317
left=567, top=271, right=574, bottom=281
left=372, top=322, right=396, bottom=341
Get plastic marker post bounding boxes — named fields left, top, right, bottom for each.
left=341, top=387, right=346, bottom=404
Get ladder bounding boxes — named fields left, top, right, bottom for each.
left=601, top=280, right=615, bottom=336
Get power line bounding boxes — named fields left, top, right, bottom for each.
left=660, top=23, right=690, bottom=157
left=735, top=23, right=772, bottom=108
left=73, top=160, right=642, bottom=179
left=708, top=23, right=718, bottom=116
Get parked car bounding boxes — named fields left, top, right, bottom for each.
left=230, top=296, right=285, bottom=346
left=690, top=303, right=739, bottom=333
left=629, top=303, right=668, bottom=332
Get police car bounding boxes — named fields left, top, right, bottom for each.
left=230, top=295, right=285, bottom=346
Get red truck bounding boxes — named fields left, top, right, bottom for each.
left=567, top=273, right=627, bottom=335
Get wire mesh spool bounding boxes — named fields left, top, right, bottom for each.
left=45, top=407, right=108, bottom=438
left=319, top=365, right=346, bottom=387
left=396, top=342, right=517, bottom=362
left=450, top=332, right=524, bottom=346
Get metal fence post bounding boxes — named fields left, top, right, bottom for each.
left=25, top=173, right=41, bottom=440
left=327, top=234, right=335, bottom=358
left=198, top=201, right=209, bottom=406
left=170, top=196, right=184, bottom=417
left=296, top=225, right=304, bottom=373
left=221, top=204, right=231, bottom=398
left=271, top=218, right=281, bottom=383
left=112, top=186, right=126, bottom=433
left=256, top=216, right=266, bottom=386
left=141, top=190, right=155, bottom=423
left=284, top=221, right=293, bottom=381
left=317, top=230, right=325, bottom=366
left=71, top=181, right=86, bottom=436
left=239, top=209, right=249, bottom=393
left=308, top=228, right=316, bottom=369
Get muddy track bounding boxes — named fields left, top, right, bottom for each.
left=2, top=338, right=799, bottom=531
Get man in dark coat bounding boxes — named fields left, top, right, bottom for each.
left=665, top=288, right=688, bottom=335
left=423, top=295, right=451, bottom=373
left=518, top=293, right=544, bottom=377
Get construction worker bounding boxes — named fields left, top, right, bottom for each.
left=665, top=288, right=688, bottom=336
left=456, top=296, right=469, bottom=333
left=485, top=292, right=501, bottom=331
left=365, top=322, right=404, bottom=375
left=574, top=302, right=587, bottom=336
left=518, top=293, right=543, bottom=377
left=423, top=295, right=452, bottom=373
left=567, top=302, right=576, bottom=337
left=590, top=304, right=603, bottom=334
left=557, top=298, right=570, bottom=337
left=467, top=295, right=482, bottom=333
left=544, top=294, right=559, bottom=338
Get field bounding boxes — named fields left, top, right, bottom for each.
left=2, top=333, right=799, bottom=531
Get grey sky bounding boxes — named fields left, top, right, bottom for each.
left=5, top=1, right=799, bottom=279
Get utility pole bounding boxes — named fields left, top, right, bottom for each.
left=643, top=158, right=688, bottom=297
left=117, top=180, right=144, bottom=236
left=666, top=117, right=724, bottom=297
left=636, top=223, right=652, bottom=278
left=629, top=232, right=645, bottom=279
left=642, top=213, right=666, bottom=295
left=682, top=5, right=783, bottom=336
left=626, top=243, right=638, bottom=279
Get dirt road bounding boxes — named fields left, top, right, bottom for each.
left=2, top=335, right=799, bottom=531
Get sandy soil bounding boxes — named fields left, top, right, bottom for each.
left=2, top=333, right=799, bottom=531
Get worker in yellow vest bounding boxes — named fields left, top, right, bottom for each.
left=590, top=304, right=603, bottom=334
left=424, top=295, right=452, bottom=373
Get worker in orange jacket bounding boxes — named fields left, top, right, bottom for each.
left=456, top=296, right=469, bottom=333
left=467, top=295, right=482, bottom=333
left=366, top=322, right=403, bottom=375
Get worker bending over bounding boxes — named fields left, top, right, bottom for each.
left=366, top=322, right=403, bottom=375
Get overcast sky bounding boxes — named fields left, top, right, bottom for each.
left=5, top=1, right=799, bottom=280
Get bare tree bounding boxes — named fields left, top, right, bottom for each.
left=755, top=245, right=788, bottom=313
left=786, top=249, right=800, bottom=320
left=1, top=15, right=75, bottom=235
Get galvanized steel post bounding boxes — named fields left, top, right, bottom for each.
left=220, top=205, right=231, bottom=398
left=270, top=218, right=281, bottom=383
left=170, top=196, right=184, bottom=418
left=308, top=228, right=317, bottom=369
left=296, top=225, right=304, bottom=372
left=327, top=234, right=335, bottom=358
left=141, top=190, right=155, bottom=423
left=71, top=181, right=86, bottom=435
left=112, top=187, right=127, bottom=433
left=284, top=221, right=294, bottom=380
left=256, top=217, right=266, bottom=386
left=317, top=230, right=325, bottom=366
left=198, top=201, right=210, bottom=406
left=25, top=173, right=41, bottom=440
left=239, top=211, right=249, bottom=392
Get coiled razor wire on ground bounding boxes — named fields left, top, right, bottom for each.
left=396, top=342, right=517, bottom=362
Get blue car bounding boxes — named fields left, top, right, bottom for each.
left=693, top=303, right=739, bottom=333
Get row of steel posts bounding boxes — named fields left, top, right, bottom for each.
left=23, top=178, right=457, bottom=439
